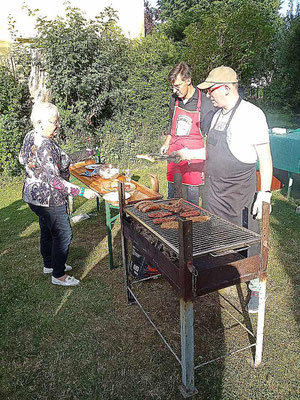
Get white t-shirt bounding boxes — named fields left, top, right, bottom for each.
left=210, top=99, right=269, bottom=163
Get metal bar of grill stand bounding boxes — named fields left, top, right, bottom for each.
left=174, top=173, right=183, bottom=198
left=118, top=182, right=135, bottom=304
left=255, top=201, right=270, bottom=366
left=178, top=218, right=199, bottom=398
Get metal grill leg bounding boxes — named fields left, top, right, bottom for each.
left=105, top=200, right=115, bottom=270
left=179, top=299, right=198, bottom=398
left=254, top=278, right=267, bottom=366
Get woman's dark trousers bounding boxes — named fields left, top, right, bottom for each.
left=29, top=203, right=72, bottom=278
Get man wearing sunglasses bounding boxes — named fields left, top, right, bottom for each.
left=176, top=66, right=273, bottom=313
left=160, top=62, right=216, bottom=205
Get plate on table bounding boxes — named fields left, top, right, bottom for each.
left=110, top=180, right=136, bottom=192
left=85, top=164, right=100, bottom=170
left=103, top=192, right=131, bottom=203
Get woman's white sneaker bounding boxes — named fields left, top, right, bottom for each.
left=43, top=264, right=72, bottom=274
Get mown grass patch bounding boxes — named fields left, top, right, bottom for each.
left=0, top=167, right=299, bottom=400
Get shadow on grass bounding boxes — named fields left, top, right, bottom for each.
left=113, top=224, right=229, bottom=398
left=269, top=194, right=300, bottom=324
left=0, top=199, right=37, bottom=253
left=0, top=195, right=110, bottom=321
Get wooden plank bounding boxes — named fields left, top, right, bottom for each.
left=256, top=171, right=282, bottom=191
left=195, top=254, right=261, bottom=297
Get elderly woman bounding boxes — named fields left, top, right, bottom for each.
left=19, top=102, right=98, bottom=286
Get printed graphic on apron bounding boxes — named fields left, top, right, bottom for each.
left=214, top=119, right=227, bottom=133
left=175, top=114, right=193, bottom=136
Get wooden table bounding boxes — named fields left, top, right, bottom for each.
left=69, top=159, right=163, bottom=269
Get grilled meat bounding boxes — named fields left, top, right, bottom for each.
left=180, top=210, right=201, bottom=217
left=152, top=216, right=177, bottom=224
left=148, top=210, right=173, bottom=218
left=161, top=221, right=179, bottom=229
left=142, top=204, right=162, bottom=212
left=186, top=215, right=211, bottom=222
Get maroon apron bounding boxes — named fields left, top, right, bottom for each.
left=167, top=89, right=205, bottom=185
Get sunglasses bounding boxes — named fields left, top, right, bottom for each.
left=207, top=84, right=224, bottom=95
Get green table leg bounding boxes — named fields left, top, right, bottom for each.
left=287, top=172, right=294, bottom=200
left=105, top=200, right=120, bottom=270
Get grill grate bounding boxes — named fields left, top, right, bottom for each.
left=125, top=199, right=261, bottom=257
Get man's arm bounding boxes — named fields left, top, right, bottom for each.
left=251, top=142, right=273, bottom=219
left=256, top=143, right=273, bottom=191
left=173, top=147, right=206, bottom=160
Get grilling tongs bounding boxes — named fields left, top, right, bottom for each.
left=136, top=153, right=181, bottom=163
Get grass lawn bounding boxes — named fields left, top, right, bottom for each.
left=0, top=164, right=299, bottom=400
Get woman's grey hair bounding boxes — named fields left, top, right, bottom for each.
left=31, top=102, right=58, bottom=129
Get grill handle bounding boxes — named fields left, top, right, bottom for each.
left=209, top=246, right=250, bottom=258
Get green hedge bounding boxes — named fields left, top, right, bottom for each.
left=1, top=3, right=299, bottom=176
left=0, top=66, right=31, bottom=175
left=32, top=6, right=179, bottom=163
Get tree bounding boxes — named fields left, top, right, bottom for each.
left=182, top=0, right=282, bottom=86
left=144, top=0, right=159, bottom=35
left=264, top=1, right=300, bottom=111
left=157, top=0, right=210, bottom=41
left=32, top=5, right=130, bottom=151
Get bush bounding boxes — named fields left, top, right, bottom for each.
left=0, top=66, right=31, bottom=175
left=33, top=5, right=131, bottom=153
left=99, top=32, right=180, bottom=163
left=32, top=6, right=180, bottom=163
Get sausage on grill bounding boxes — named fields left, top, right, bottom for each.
left=181, top=204, right=196, bottom=211
left=135, top=200, right=153, bottom=210
left=180, top=210, right=201, bottom=217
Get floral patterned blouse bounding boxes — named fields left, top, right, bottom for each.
left=19, top=129, right=81, bottom=207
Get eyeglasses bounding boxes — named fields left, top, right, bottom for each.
left=48, top=119, right=59, bottom=126
left=171, top=81, right=186, bottom=91
left=207, top=84, right=224, bottom=95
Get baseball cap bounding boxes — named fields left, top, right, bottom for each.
left=197, top=66, right=238, bottom=89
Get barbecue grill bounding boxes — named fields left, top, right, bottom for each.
left=126, top=199, right=260, bottom=257
left=118, top=179, right=269, bottom=398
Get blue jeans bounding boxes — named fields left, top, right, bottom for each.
left=29, top=203, right=72, bottom=278
left=168, top=182, right=203, bottom=206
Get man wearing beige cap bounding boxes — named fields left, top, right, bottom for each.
left=176, top=66, right=273, bottom=313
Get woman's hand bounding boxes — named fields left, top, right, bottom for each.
left=83, top=188, right=99, bottom=200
